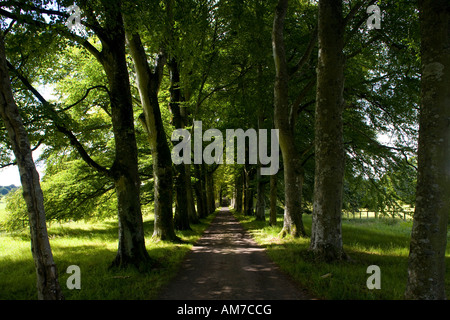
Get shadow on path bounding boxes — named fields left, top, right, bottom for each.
left=157, top=207, right=313, bottom=300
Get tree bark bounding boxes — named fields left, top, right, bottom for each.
left=185, top=163, right=199, bottom=223
left=272, top=0, right=306, bottom=237
left=125, top=32, right=178, bottom=241
left=309, top=0, right=347, bottom=262
left=205, top=168, right=216, bottom=213
left=405, top=0, right=450, bottom=300
left=243, top=165, right=255, bottom=216
left=194, top=164, right=207, bottom=218
left=0, top=33, right=63, bottom=300
left=168, top=58, right=194, bottom=230
left=234, top=170, right=244, bottom=213
left=255, top=166, right=266, bottom=221
left=269, top=173, right=278, bottom=226
left=97, top=9, right=151, bottom=267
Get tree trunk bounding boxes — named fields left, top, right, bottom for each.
left=405, top=0, right=450, bottom=300
left=234, top=170, right=243, bottom=213
left=269, top=173, right=278, bottom=226
left=126, top=32, right=178, bottom=241
left=185, top=164, right=199, bottom=223
left=0, top=34, right=63, bottom=300
left=205, top=168, right=216, bottom=213
left=272, top=0, right=306, bottom=237
left=194, top=164, right=207, bottom=218
left=99, top=18, right=151, bottom=267
left=168, top=58, right=193, bottom=230
left=255, top=110, right=266, bottom=221
left=309, top=0, right=346, bottom=261
left=243, top=165, right=255, bottom=216
left=255, top=167, right=266, bottom=221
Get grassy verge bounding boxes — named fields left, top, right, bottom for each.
left=234, top=210, right=450, bottom=300
left=0, top=210, right=217, bottom=300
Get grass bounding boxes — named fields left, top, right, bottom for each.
left=0, top=210, right=217, bottom=300
left=234, top=210, right=450, bottom=300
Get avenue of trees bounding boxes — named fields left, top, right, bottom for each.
left=0, top=0, right=448, bottom=300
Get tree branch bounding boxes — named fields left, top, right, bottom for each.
left=289, top=78, right=316, bottom=127
left=288, top=27, right=318, bottom=77
left=6, top=60, right=111, bottom=177
left=0, top=7, right=102, bottom=62
left=57, top=85, right=110, bottom=112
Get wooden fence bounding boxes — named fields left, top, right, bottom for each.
left=343, top=210, right=414, bottom=220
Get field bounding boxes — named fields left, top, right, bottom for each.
left=0, top=211, right=216, bottom=300
left=1, top=204, right=449, bottom=300
left=235, top=212, right=450, bottom=300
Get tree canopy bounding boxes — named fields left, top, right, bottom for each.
left=1, top=0, right=448, bottom=300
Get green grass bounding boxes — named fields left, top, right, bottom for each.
left=234, top=211, right=450, bottom=300
left=0, top=211, right=217, bottom=300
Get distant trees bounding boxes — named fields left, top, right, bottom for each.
left=0, top=184, right=17, bottom=196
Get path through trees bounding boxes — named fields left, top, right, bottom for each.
left=158, top=208, right=312, bottom=300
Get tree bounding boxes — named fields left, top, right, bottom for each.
left=272, top=0, right=301, bottom=237
left=0, top=31, right=63, bottom=300
left=125, top=28, right=179, bottom=241
left=0, top=0, right=152, bottom=268
left=309, top=0, right=346, bottom=261
left=405, top=0, right=450, bottom=300
left=272, top=0, right=317, bottom=237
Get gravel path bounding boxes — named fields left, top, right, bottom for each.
left=157, top=207, right=312, bottom=300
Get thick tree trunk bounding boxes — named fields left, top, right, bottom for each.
left=100, top=20, right=151, bottom=267
left=194, top=164, right=207, bottom=218
left=309, top=0, right=346, bottom=262
left=169, top=58, right=194, bottom=230
left=185, top=164, right=199, bottom=223
left=126, top=32, right=178, bottom=241
left=405, top=0, right=450, bottom=300
left=272, top=0, right=306, bottom=237
left=269, top=173, right=278, bottom=226
left=0, top=34, right=63, bottom=300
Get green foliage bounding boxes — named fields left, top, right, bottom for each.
left=0, top=185, right=18, bottom=197
left=1, top=159, right=116, bottom=231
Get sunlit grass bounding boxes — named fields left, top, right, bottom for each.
left=234, top=210, right=450, bottom=300
left=0, top=211, right=216, bottom=300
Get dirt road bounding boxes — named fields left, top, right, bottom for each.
left=157, top=207, right=312, bottom=300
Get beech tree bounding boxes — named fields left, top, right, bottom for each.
left=0, top=31, right=63, bottom=300
left=0, top=0, right=152, bottom=268
left=272, top=0, right=315, bottom=237
left=309, top=0, right=346, bottom=261
left=405, top=0, right=450, bottom=300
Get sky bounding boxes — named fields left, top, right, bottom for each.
left=0, top=84, right=53, bottom=187
left=0, top=148, right=45, bottom=187
left=0, top=165, right=21, bottom=186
